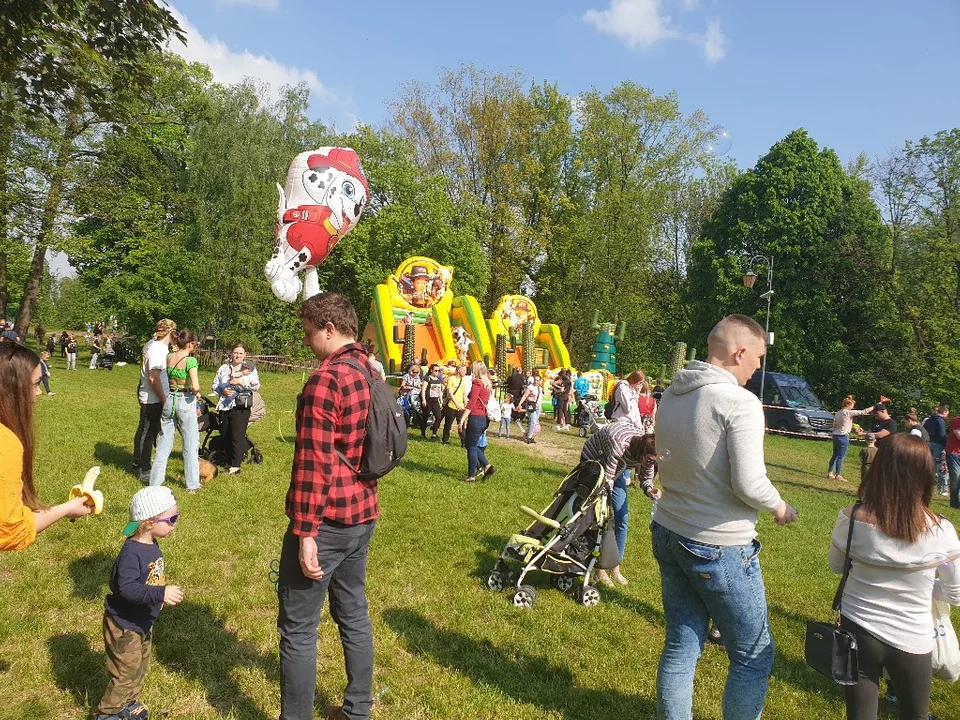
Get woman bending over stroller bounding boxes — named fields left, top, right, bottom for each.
left=580, top=421, right=659, bottom=587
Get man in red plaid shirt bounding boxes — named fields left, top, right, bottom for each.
left=277, top=292, right=378, bottom=720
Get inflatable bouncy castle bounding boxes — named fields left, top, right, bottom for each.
left=361, top=256, right=571, bottom=376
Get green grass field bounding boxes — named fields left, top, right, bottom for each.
left=1, top=356, right=958, bottom=719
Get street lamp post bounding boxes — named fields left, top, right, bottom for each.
left=743, top=255, right=774, bottom=402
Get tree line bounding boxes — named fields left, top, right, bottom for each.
left=3, top=5, right=958, bottom=410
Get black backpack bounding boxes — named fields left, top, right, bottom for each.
left=333, top=358, right=407, bottom=480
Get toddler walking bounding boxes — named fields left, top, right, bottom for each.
left=94, top=487, right=184, bottom=720
left=38, top=352, right=54, bottom=395
left=498, top=393, right=515, bottom=439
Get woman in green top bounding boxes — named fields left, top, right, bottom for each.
left=149, top=330, right=203, bottom=492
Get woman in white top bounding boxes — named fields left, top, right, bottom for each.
left=212, top=344, right=261, bottom=475
left=518, top=375, right=544, bottom=444
left=829, top=433, right=960, bottom=719
left=828, top=395, right=875, bottom=483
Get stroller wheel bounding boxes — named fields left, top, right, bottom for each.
left=578, top=426, right=586, bottom=438
left=578, top=584, right=601, bottom=607
left=553, top=575, right=575, bottom=592
left=512, top=585, right=537, bottom=609
left=487, top=572, right=506, bottom=593
left=251, top=448, right=264, bottom=465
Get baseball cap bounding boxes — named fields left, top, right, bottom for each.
left=122, top=486, right=177, bottom=536
left=874, top=403, right=888, bottom=413
left=865, top=433, right=876, bottom=442
left=155, top=318, right=177, bottom=334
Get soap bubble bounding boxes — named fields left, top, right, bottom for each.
left=703, top=126, right=732, bottom=157
left=657, top=448, right=671, bottom=463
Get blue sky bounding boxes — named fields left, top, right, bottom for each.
left=167, top=0, right=960, bottom=170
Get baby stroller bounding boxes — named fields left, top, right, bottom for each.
left=198, top=394, right=265, bottom=466
left=397, top=391, right=424, bottom=428
left=100, top=349, right=116, bottom=371
left=487, top=459, right=611, bottom=608
left=574, top=394, right=603, bottom=437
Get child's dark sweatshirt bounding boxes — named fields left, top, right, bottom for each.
left=103, top=539, right=166, bottom=634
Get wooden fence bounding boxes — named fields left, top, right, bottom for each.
left=194, top=350, right=319, bottom=374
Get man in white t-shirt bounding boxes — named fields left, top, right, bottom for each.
left=132, top=319, right=177, bottom=481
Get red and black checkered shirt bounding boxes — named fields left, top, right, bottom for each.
left=286, top=342, right=377, bottom=536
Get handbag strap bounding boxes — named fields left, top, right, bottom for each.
left=832, top=501, right=861, bottom=614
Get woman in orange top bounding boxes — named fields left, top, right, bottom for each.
left=0, top=343, right=92, bottom=551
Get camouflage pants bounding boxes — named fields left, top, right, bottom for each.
left=97, top=613, right=152, bottom=715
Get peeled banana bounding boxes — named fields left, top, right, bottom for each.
left=68, top=466, right=103, bottom=515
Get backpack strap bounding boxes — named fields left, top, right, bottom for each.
left=329, top=357, right=374, bottom=471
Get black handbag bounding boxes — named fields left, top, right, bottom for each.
left=804, top=502, right=860, bottom=685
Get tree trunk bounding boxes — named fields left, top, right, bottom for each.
left=0, top=89, right=15, bottom=320
left=15, top=112, right=78, bottom=335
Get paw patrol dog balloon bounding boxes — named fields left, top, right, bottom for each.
left=265, top=147, right=369, bottom=302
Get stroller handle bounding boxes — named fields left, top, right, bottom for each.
left=520, top=505, right=561, bottom=529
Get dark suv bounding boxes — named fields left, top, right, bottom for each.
left=745, top=371, right=834, bottom=437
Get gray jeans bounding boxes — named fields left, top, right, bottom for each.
left=277, top=520, right=376, bottom=720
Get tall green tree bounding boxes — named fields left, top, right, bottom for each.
left=689, top=129, right=918, bottom=406
left=0, top=0, right=182, bottom=324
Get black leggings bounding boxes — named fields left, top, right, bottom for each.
left=421, top=399, right=443, bottom=436
left=840, top=616, right=932, bottom=720
left=221, top=406, right=252, bottom=467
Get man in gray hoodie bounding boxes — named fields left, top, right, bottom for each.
left=651, top=314, right=797, bottom=720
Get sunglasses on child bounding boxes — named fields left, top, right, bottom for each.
left=153, top=512, right=180, bottom=526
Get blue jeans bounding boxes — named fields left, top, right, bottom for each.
left=526, top=408, right=540, bottom=439
left=150, top=391, right=200, bottom=490
left=464, top=415, right=490, bottom=478
left=828, top=433, right=849, bottom=475
left=611, top=469, right=630, bottom=561
left=498, top=418, right=510, bottom=438
left=930, top=442, right=946, bottom=494
left=651, top=522, right=774, bottom=720
left=948, top=452, right=960, bottom=509
left=278, top=522, right=376, bottom=720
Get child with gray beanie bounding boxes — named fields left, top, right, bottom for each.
left=93, top=487, right=184, bottom=720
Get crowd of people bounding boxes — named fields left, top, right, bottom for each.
left=3, top=304, right=960, bottom=720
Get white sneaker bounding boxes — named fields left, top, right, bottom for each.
left=941, top=491, right=950, bottom=497
left=47, top=392, right=55, bottom=396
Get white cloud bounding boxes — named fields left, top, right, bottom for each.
left=218, top=0, right=280, bottom=9
left=582, top=0, right=728, bottom=64
left=701, top=19, right=727, bottom=63
left=582, top=0, right=678, bottom=51
left=167, top=6, right=337, bottom=104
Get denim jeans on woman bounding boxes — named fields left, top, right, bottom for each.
left=929, top=442, right=946, bottom=494
left=651, top=522, right=775, bottom=720
left=526, top=407, right=540, bottom=440
left=828, top=433, right=850, bottom=475
left=948, top=452, right=960, bottom=509
left=149, top=390, right=200, bottom=490
left=611, top=469, right=630, bottom=561
left=464, top=415, right=490, bottom=478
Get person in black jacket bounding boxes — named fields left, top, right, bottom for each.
left=507, top=367, right=527, bottom=429
left=923, top=404, right=950, bottom=496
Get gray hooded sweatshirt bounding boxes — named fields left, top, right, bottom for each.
left=653, top=360, right=782, bottom=545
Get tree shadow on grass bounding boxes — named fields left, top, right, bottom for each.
left=68, top=551, right=114, bottom=600
left=152, top=601, right=278, bottom=720
left=383, top=608, right=657, bottom=719
left=48, top=632, right=106, bottom=711
left=93, top=442, right=136, bottom=475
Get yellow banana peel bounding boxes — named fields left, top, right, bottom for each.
left=68, top=466, right=103, bottom=515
